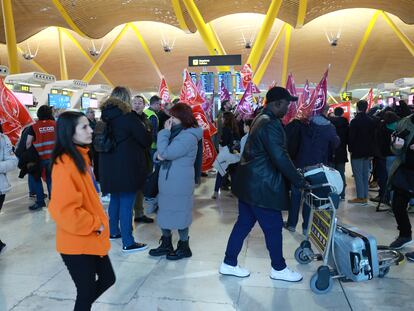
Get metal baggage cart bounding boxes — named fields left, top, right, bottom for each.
left=294, top=184, right=404, bottom=294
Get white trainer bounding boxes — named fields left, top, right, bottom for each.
left=219, top=262, right=250, bottom=278
left=270, top=267, right=303, bottom=282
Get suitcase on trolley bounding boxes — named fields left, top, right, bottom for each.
left=333, top=225, right=379, bottom=282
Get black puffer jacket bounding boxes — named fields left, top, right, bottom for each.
left=99, top=98, right=152, bottom=193
left=329, top=116, right=349, bottom=163
left=232, top=108, right=306, bottom=211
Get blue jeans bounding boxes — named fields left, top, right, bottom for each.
left=34, top=159, right=52, bottom=205
left=287, top=185, right=310, bottom=231
left=334, top=162, right=346, bottom=199
left=108, top=192, right=136, bottom=247
left=351, top=158, right=370, bottom=199
left=224, top=200, right=286, bottom=271
left=28, top=174, right=38, bottom=194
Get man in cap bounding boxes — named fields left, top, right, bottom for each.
left=219, top=87, right=308, bottom=282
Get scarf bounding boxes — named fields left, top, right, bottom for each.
left=161, top=124, right=184, bottom=179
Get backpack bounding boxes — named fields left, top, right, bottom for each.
left=93, top=121, right=116, bottom=153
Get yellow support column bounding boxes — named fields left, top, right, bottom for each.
left=58, top=28, right=68, bottom=80
left=246, top=0, right=283, bottom=71
left=381, top=11, right=414, bottom=56
left=60, top=29, right=113, bottom=86
left=1, top=0, right=20, bottom=73
left=182, top=0, right=229, bottom=71
left=52, top=0, right=88, bottom=37
left=296, top=0, right=307, bottom=28
left=129, top=23, right=163, bottom=79
left=82, top=24, right=129, bottom=83
left=281, top=25, right=292, bottom=87
left=171, top=0, right=190, bottom=33
left=341, top=11, right=380, bottom=92
left=253, top=24, right=286, bottom=85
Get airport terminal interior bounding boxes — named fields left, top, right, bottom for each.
left=1, top=0, right=414, bottom=310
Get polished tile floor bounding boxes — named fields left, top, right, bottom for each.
left=0, top=167, right=413, bottom=311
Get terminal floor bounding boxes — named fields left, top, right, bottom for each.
left=0, top=168, right=413, bottom=311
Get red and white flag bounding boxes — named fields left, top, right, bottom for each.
left=196, top=79, right=206, bottom=103
left=367, top=88, right=374, bottom=110
left=158, top=77, right=170, bottom=104
left=241, top=64, right=253, bottom=89
left=282, top=73, right=298, bottom=125
left=0, top=79, right=33, bottom=145
left=328, top=102, right=351, bottom=122
left=179, top=69, right=204, bottom=106
left=235, top=82, right=255, bottom=120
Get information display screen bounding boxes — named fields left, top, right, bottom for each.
left=81, top=97, right=99, bottom=109
left=200, top=72, right=214, bottom=94
left=48, top=94, right=71, bottom=109
left=12, top=91, right=34, bottom=107
left=235, top=72, right=244, bottom=94
left=218, top=71, right=233, bottom=94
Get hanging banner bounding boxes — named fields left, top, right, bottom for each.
left=0, top=78, right=34, bottom=145
left=282, top=73, right=298, bottom=125
left=158, top=77, right=170, bottom=104
left=179, top=69, right=204, bottom=106
left=328, top=102, right=351, bottom=122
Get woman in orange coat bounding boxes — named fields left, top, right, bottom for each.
left=49, top=111, right=115, bottom=311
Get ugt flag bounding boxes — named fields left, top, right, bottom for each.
left=158, top=77, right=170, bottom=104
left=0, top=78, right=33, bottom=145
left=179, top=69, right=204, bottom=106
left=235, top=82, right=255, bottom=120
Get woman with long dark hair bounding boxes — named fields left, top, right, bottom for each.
left=149, top=103, right=203, bottom=260
left=0, top=123, right=18, bottom=254
left=48, top=111, right=115, bottom=310
left=212, top=111, right=241, bottom=199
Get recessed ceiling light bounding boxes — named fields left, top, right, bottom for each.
left=90, top=16, right=97, bottom=20
left=39, top=7, right=50, bottom=12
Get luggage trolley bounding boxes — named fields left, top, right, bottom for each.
left=293, top=165, right=404, bottom=294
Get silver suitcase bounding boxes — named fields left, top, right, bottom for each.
left=333, top=225, right=379, bottom=281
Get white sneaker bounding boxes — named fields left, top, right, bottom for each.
left=100, top=194, right=111, bottom=203
left=270, top=267, right=303, bottom=282
left=219, top=262, right=250, bottom=278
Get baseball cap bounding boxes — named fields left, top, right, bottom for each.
left=266, top=87, right=298, bottom=103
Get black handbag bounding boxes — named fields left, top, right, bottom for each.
left=391, top=166, right=414, bottom=194
left=143, top=163, right=160, bottom=198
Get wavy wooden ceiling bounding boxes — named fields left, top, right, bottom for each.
left=0, top=1, right=413, bottom=93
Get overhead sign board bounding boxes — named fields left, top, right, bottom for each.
left=340, top=92, right=352, bottom=101
left=189, top=54, right=242, bottom=67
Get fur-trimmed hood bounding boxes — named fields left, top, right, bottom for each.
left=100, top=97, right=131, bottom=122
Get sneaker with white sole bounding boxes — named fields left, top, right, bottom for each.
left=270, top=267, right=303, bottom=282
left=122, top=242, right=148, bottom=253
left=219, top=262, right=250, bottom=278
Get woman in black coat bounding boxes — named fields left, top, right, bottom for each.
left=99, top=94, right=152, bottom=253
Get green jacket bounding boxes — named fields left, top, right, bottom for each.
left=388, top=115, right=414, bottom=185
left=144, top=108, right=159, bottom=149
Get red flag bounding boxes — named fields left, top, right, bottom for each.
left=367, top=88, right=374, bottom=110
left=220, top=80, right=231, bottom=103
left=241, top=64, right=253, bottom=89
left=158, top=77, right=170, bottom=104
left=0, top=79, right=33, bottom=145
left=296, top=70, right=329, bottom=120
left=282, top=73, right=298, bottom=125
left=252, top=83, right=261, bottom=94
left=235, top=82, right=255, bottom=120
left=179, top=69, right=204, bottom=106
left=191, top=104, right=217, bottom=171
left=328, top=102, right=351, bottom=122
left=196, top=79, right=206, bottom=102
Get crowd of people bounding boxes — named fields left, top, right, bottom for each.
left=0, top=84, right=413, bottom=310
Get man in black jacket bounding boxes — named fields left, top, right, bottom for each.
left=330, top=107, right=349, bottom=200
left=219, top=87, right=307, bottom=282
left=348, top=100, right=376, bottom=204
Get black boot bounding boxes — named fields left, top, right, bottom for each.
left=0, top=240, right=5, bottom=253
left=149, top=235, right=173, bottom=257
left=166, top=238, right=192, bottom=260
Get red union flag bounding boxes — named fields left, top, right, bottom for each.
left=236, top=82, right=255, bottom=120
left=202, top=132, right=217, bottom=172
left=367, top=88, right=374, bottom=110
left=282, top=73, right=298, bottom=125
left=196, top=79, right=206, bottom=103
left=192, top=104, right=217, bottom=137
left=158, top=77, right=170, bottom=104
left=0, top=79, right=33, bottom=145
left=241, top=63, right=253, bottom=89
left=179, top=69, right=204, bottom=106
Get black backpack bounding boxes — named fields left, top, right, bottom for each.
left=93, top=120, right=116, bottom=153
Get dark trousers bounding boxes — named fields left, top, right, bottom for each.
left=34, top=159, right=52, bottom=205
left=392, top=189, right=412, bottom=238
left=224, top=200, right=286, bottom=271
left=334, top=162, right=346, bottom=199
left=287, top=186, right=310, bottom=231
left=375, top=158, right=388, bottom=199
left=0, top=194, right=5, bottom=211
left=61, top=254, right=115, bottom=311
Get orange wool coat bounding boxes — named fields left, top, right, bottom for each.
left=48, top=147, right=110, bottom=256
